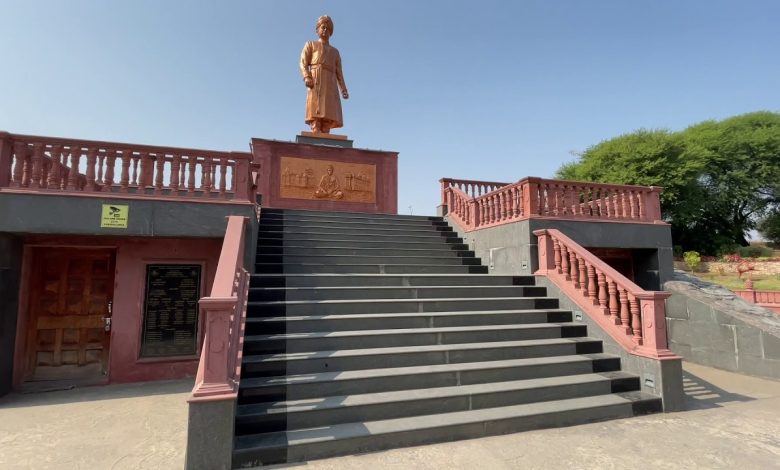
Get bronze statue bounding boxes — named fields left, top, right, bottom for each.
left=300, top=15, right=349, bottom=134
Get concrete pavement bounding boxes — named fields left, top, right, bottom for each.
left=1, top=362, right=779, bottom=469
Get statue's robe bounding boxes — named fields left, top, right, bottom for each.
left=300, top=41, right=345, bottom=130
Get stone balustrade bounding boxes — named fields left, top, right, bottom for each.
left=535, top=228, right=678, bottom=359
left=0, top=132, right=254, bottom=202
left=733, top=288, right=780, bottom=314
left=440, top=176, right=664, bottom=230
left=190, top=216, right=249, bottom=401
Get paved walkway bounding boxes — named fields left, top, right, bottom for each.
left=1, top=362, right=779, bottom=469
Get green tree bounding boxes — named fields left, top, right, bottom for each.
left=759, top=211, right=780, bottom=245
left=557, top=112, right=780, bottom=255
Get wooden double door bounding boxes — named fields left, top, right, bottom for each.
left=24, top=248, right=115, bottom=383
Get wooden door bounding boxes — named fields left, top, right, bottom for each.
left=25, top=248, right=115, bottom=382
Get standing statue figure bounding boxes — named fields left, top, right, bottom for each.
left=300, top=15, right=349, bottom=134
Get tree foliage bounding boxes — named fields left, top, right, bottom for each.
left=556, top=112, right=780, bottom=255
left=758, top=211, right=780, bottom=245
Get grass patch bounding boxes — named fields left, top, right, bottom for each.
left=692, top=273, right=780, bottom=291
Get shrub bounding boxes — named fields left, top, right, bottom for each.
left=736, top=245, right=774, bottom=258
left=716, top=243, right=741, bottom=257
left=683, top=251, right=702, bottom=272
left=721, top=253, right=743, bottom=263
left=673, top=245, right=684, bottom=259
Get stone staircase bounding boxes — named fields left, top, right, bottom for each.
left=232, top=208, right=662, bottom=467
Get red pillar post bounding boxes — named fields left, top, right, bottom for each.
left=534, top=229, right=556, bottom=275
left=0, top=132, right=12, bottom=187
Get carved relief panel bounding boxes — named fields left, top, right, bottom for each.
left=279, top=156, right=376, bottom=203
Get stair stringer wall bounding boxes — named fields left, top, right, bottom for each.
left=535, top=276, right=684, bottom=411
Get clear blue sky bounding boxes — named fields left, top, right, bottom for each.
left=1, top=1, right=778, bottom=215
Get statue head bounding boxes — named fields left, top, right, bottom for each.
left=326, top=165, right=334, bottom=175
left=316, top=15, right=334, bottom=39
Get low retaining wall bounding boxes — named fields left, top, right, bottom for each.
left=674, top=260, right=780, bottom=275
left=664, top=271, right=780, bottom=379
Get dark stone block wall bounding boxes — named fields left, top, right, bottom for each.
left=444, top=215, right=674, bottom=290
left=665, top=272, right=780, bottom=379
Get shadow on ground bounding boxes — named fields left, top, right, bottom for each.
left=682, top=370, right=753, bottom=410
left=0, top=378, right=194, bottom=409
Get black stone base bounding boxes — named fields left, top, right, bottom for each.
left=295, top=134, right=354, bottom=148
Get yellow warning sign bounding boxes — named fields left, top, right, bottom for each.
left=100, top=204, right=129, bottom=228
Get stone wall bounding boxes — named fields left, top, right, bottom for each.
left=444, top=212, right=674, bottom=291
left=664, top=271, right=780, bottom=379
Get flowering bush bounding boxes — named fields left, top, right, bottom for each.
left=683, top=251, right=701, bottom=272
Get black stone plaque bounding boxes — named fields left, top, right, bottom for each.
left=140, top=264, right=201, bottom=357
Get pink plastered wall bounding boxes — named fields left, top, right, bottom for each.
left=16, top=235, right=222, bottom=385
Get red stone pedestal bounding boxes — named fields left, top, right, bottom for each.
left=251, top=137, right=398, bottom=214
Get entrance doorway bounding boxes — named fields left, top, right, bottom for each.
left=23, top=248, right=115, bottom=385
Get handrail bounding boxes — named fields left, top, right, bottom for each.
left=0, top=132, right=254, bottom=202
left=440, top=177, right=511, bottom=199
left=534, top=228, right=678, bottom=360
left=190, top=216, right=250, bottom=401
left=440, top=175, right=664, bottom=231
left=733, top=288, right=780, bottom=313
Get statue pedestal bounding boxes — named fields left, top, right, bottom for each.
left=296, top=132, right=353, bottom=148
left=251, top=137, right=398, bottom=214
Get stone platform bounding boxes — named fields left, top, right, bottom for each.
left=251, top=137, right=397, bottom=214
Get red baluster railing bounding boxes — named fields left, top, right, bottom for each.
left=733, top=288, right=780, bottom=314
left=439, top=176, right=665, bottom=232
left=535, top=228, right=678, bottom=360
left=190, top=215, right=249, bottom=400
left=0, top=133, right=254, bottom=202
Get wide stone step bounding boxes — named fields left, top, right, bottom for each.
left=255, top=254, right=481, bottom=265
left=234, top=372, right=640, bottom=434
left=249, top=274, right=532, bottom=288
left=242, top=322, right=585, bottom=354
left=245, top=308, right=569, bottom=335
left=260, top=208, right=442, bottom=222
left=248, top=285, right=542, bottom=302
left=254, top=263, right=489, bottom=274
left=256, top=238, right=468, bottom=250
left=256, top=231, right=460, bottom=243
left=241, top=337, right=601, bottom=377
left=258, top=224, right=452, bottom=236
left=246, top=296, right=558, bottom=316
left=232, top=391, right=661, bottom=466
left=238, top=353, right=621, bottom=403
left=259, top=218, right=448, bottom=229
left=255, top=245, right=474, bottom=257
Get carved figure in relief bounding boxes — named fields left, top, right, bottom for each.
left=314, top=165, right=344, bottom=199
left=300, top=15, right=349, bottom=134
